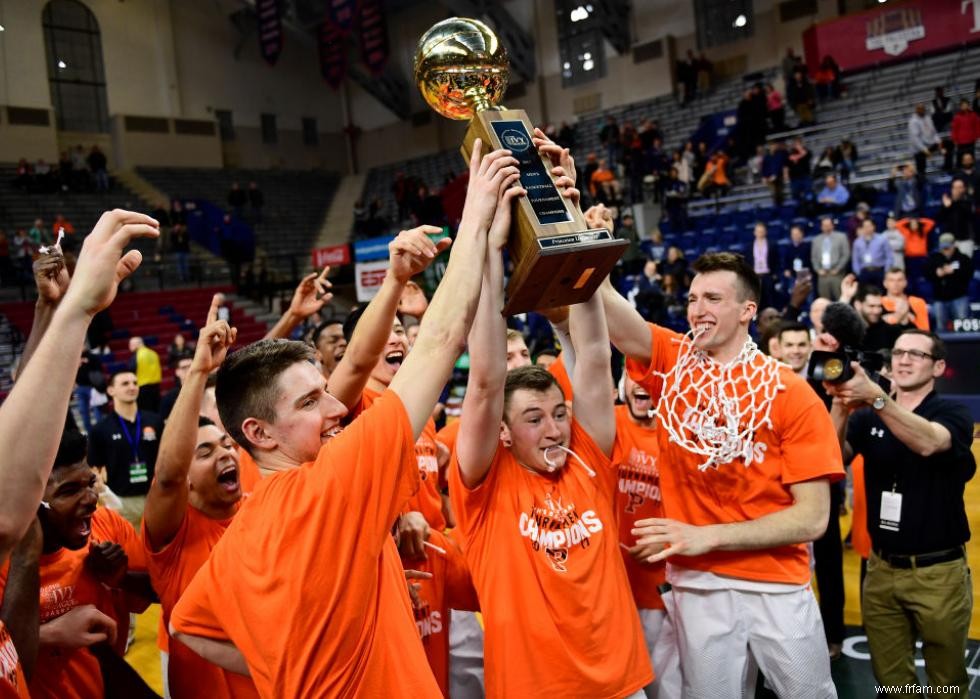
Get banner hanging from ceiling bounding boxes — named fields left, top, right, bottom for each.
left=318, top=20, right=348, bottom=89
left=359, top=0, right=390, bottom=76
left=256, top=0, right=283, bottom=66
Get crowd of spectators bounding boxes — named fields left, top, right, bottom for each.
left=12, top=145, right=110, bottom=194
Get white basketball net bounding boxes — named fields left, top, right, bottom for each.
left=654, top=332, right=785, bottom=471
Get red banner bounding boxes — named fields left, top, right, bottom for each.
left=311, top=244, right=351, bottom=268
left=803, top=1, right=980, bottom=74
left=359, top=0, right=389, bottom=76
left=256, top=0, right=283, bottom=66
left=318, top=21, right=347, bottom=89
left=327, top=0, right=358, bottom=36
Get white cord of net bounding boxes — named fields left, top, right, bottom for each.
left=654, top=332, right=785, bottom=471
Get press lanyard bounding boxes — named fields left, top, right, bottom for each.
left=117, top=412, right=142, bottom=461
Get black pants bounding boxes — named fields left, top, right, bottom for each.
left=814, top=480, right=845, bottom=644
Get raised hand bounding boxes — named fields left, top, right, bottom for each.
left=398, top=281, right=429, bottom=318
left=532, top=127, right=577, bottom=186
left=487, top=170, right=527, bottom=252
left=61, top=209, right=160, bottom=317
left=33, top=252, right=71, bottom=305
left=585, top=204, right=615, bottom=234
left=551, top=166, right=581, bottom=209
left=388, top=226, right=451, bottom=285
left=288, top=267, right=333, bottom=320
left=193, top=294, right=239, bottom=374
left=461, top=138, right=521, bottom=233
left=41, top=604, right=118, bottom=649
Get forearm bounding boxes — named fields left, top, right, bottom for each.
left=0, top=305, right=90, bottom=552
left=569, top=291, right=614, bottom=453
left=328, top=274, right=404, bottom=409
left=392, top=221, right=487, bottom=437
left=466, top=253, right=506, bottom=393
left=0, top=536, right=40, bottom=679
left=120, top=572, right=158, bottom=610
left=878, top=397, right=951, bottom=456
left=263, top=310, right=303, bottom=341
left=599, top=278, right=651, bottom=362
left=16, top=301, right=57, bottom=378
left=550, top=319, right=575, bottom=377
left=144, top=369, right=206, bottom=549
left=710, top=488, right=829, bottom=550
left=170, top=630, right=250, bottom=676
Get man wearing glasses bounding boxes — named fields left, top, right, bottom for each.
left=826, top=329, right=975, bottom=695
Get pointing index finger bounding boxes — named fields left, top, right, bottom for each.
left=207, top=293, right=222, bottom=325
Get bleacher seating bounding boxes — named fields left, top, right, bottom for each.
left=0, top=286, right=267, bottom=395
left=359, top=150, right=463, bottom=231
left=137, top=167, right=340, bottom=278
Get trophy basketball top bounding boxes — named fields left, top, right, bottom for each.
left=414, top=17, right=509, bottom=121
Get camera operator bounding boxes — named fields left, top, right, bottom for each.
left=827, top=329, right=975, bottom=695
left=806, top=301, right=865, bottom=660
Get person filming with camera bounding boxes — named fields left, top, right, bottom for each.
left=826, top=329, right=975, bottom=696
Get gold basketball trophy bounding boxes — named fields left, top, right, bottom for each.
left=414, top=17, right=627, bottom=315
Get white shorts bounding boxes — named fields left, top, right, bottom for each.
left=667, top=584, right=836, bottom=698
left=449, top=610, right=485, bottom=698
left=639, top=608, right=683, bottom=699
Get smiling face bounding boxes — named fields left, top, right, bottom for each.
left=856, top=293, right=884, bottom=325
left=189, top=424, right=242, bottom=509
left=369, top=319, right=408, bottom=388
left=502, top=385, right=571, bottom=474
left=623, top=374, right=654, bottom=424
left=890, top=333, right=943, bottom=392
left=258, top=362, right=348, bottom=465
left=108, top=372, right=139, bottom=406
left=778, top=329, right=812, bottom=374
left=687, top=270, right=757, bottom=358
left=42, top=462, right=98, bottom=551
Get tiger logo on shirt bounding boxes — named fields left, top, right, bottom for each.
left=618, top=447, right=662, bottom=514
left=518, top=493, right=604, bottom=573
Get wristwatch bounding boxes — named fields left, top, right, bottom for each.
left=871, top=393, right=887, bottom=411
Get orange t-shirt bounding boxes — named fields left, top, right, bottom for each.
left=626, top=323, right=845, bottom=585
left=0, top=508, right=146, bottom=699
left=356, top=387, right=446, bottom=531
left=449, top=421, right=652, bottom=699
left=882, top=296, right=930, bottom=331
left=0, top=621, right=28, bottom=699
left=142, top=507, right=259, bottom=699
left=171, top=392, right=440, bottom=699
left=153, top=449, right=261, bottom=654
left=896, top=218, right=933, bottom=259
left=403, top=529, right=479, bottom=698
left=235, top=450, right=263, bottom=495
left=612, top=404, right=666, bottom=610
left=435, top=420, right=460, bottom=455
left=547, top=354, right=574, bottom=401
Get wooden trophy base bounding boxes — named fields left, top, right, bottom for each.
left=461, top=108, right=627, bottom=315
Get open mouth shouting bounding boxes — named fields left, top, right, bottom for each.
left=216, top=462, right=241, bottom=494
left=384, top=350, right=405, bottom=371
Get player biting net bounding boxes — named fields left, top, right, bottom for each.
left=449, top=196, right=652, bottom=697
left=598, top=247, right=845, bottom=697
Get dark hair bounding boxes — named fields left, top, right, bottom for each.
left=777, top=321, right=810, bottom=342
left=108, top=370, right=136, bottom=386
left=215, top=340, right=316, bottom=455
left=198, top=416, right=215, bottom=428
left=53, top=429, right=88, bottom=470
left=822, top=302, right=865, bottom=347
left=691, top=252, right=761, bottom=303
left=855, top=284, right=883, bottom=304
left=885, top=267, right=906, bottom=277
left=897, top=329, right=947, bottom=361
left=343, top=306, right=403, bottom=343
left=503, top=365, right=564, bottom=421
left=311, top=319, right=344, bottom=347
